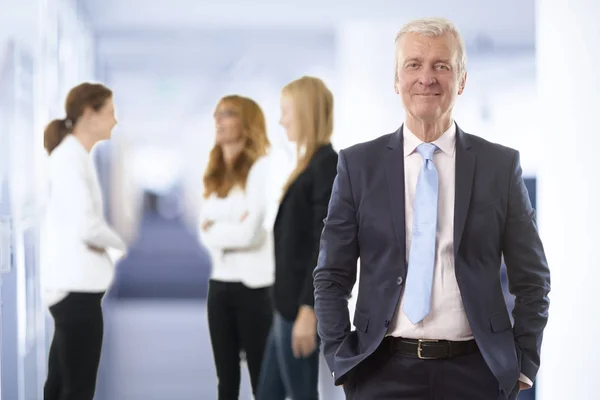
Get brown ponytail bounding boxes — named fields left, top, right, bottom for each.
left=43, top=82, right=113, bottom=155
left=44, top=119, right=71, bottom=155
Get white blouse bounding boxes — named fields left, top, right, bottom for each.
left=40, top=135, right=126, bottom=306
left=198, top=155, right=274, bottom=288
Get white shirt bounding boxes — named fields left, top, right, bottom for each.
left=40, top=135, right=126, bottom=307
left=387, top=124, right=532, bottom=386
left=388, top=123, right=473, bottom=340
left=198, top=155, right=274, bottom=288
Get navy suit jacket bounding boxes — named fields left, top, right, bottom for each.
left=313, top=124, right=550, bottom=396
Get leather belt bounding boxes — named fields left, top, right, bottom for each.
left=385, top=337, right=479, bottom=360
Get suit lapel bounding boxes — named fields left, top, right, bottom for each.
left=453, top=125, right=475, bottom=257
left=385, top=127, right=407, bottom=272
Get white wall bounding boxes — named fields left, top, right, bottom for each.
left=536, top=0, right=600, bottom=398
left=0, top=0, right=38, bottom=51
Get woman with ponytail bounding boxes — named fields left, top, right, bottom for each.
left=40, top=82, right=127, bottom=400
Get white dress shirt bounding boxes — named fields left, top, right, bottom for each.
left=387, top=123, right=532, bottom=386
left=40, top=135, right=126, bottom=307
left=388, top=123, right=473, bottom=340
left=198, top=155, right=274, bottom=288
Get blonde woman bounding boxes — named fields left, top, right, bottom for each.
left=257, top=77, right=338, bottom=400
left=199, top=95, right=273, bottom=400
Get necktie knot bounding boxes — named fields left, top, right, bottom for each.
left=416, top=143, right=438, bottom=161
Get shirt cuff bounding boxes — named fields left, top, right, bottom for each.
left=519, top=373, right=533, bottom=387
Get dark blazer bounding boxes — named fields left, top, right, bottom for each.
left=273, top=143, right=338, bottom=322
left=313, top=125, right=550, bottom=396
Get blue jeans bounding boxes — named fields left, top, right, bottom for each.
left=256, top=313, right=319, bottom=400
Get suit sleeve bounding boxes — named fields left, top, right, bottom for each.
left=502, top=150, right=551, bottom=383
left=313, top=149, right=360, bottom=379
left=299, top=152, right=339, bottom=308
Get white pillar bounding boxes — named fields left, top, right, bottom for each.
left=536, top=1, right=600, bottom=399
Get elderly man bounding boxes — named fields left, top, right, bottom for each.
left=313, top=17, right=550, bottom=399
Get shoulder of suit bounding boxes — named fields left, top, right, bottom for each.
left=340, top=133, right=394, bottom=159
left=464, top=132, right=519, bottom=159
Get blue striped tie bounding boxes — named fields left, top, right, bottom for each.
left=402, top=143, right=439, bottom=324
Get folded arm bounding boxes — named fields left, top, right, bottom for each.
left=313, top=150, right=359, bottom=378
left=54, top=157, right=126, bottom=252
left=502, top=151, right=551, bottom=385
left=199, top=158, right=268, bottom=250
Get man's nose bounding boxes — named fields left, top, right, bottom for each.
left=418, top=69, right=437, bottom=86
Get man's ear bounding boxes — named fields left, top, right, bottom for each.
left=458, top=71, right=467, bottom=95
left=393, top=67, right=401, bottom=94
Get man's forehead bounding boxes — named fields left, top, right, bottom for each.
left=397, top=33, right=456, bottom=59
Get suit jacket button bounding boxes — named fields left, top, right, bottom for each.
left=384, top=320, right=390, bottom=327
left=396, top=276, right=403, bottom=285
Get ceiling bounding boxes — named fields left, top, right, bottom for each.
left=77, top=0, right=536, bottom=147
left=80, top=0, right=535, bottom=44
left=81, top=0, right=536, bottom=76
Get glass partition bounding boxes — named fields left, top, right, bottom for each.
left=0, top=38, right=47, bottom=400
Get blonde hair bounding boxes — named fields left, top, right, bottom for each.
left=394, top=17, right=467, bottom=82
left=203, top=95, right=269, bottom=198
left=280, top=76, right=333, bottom=196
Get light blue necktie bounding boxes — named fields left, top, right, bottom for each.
left=402, top=143, right=439, bottom=325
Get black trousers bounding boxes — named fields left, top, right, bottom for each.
left=44, top=292, right=105, bottom=400
left=344, top=338, right=521, bottom=400
left=207, top=280, right=273, bottom=400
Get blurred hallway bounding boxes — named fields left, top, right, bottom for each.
left=109, top=196, right=211, bottom=300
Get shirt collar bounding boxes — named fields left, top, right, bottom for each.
left=403, top=122, right=456, bottom=158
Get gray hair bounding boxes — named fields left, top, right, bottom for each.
left=394, top=17, right=467, bottom=82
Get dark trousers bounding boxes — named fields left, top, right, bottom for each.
left=207, top=280, right=272, bottom=400
left=256, top=312, right=320, bottom=400
left=343, top=338, right=521, bottom=400
left=44, top=292, right=105, bottom=400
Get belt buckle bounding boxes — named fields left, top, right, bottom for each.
left=417, top=339, right=439, bottom=360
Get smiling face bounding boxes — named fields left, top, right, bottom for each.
left=394, top=32, right=466, bottom=125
